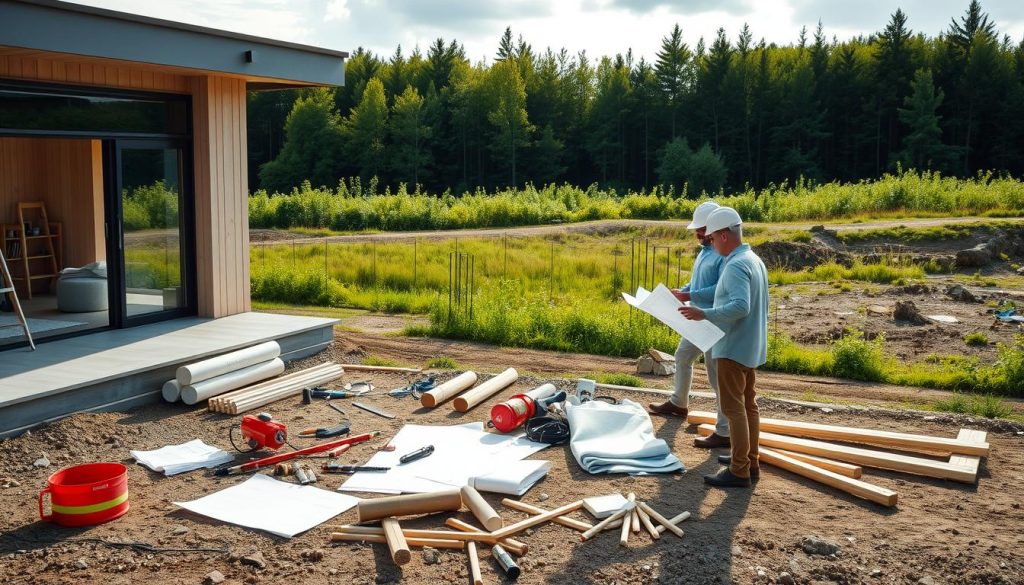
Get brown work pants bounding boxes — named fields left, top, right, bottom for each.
left=716, top=358, right=760, bottom=479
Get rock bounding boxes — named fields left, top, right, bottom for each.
left=1018, top=266, right=1024, bottom=275
left=171, top=525, right=189, bottom=536
left=636, top=355, right=655, bottom=375
left=652, top=361, right=676, bottom=376
left=946, top=284, right=978, bottom=303
left=204, top=570, right=226, bottom=585
left=300, top=549, right=324, bottom=562
left=956, top=245, right=992, bottom=268
left=789, top=558, right=802, bottom=575
left=779, top=572, right=795, bottom=585
left=422, top=547, right=440, bottom=565
left=918, top=577, right=935, bottom=585
left=240, top=551, right=266, bottom=570
left=538, top=493, right=549, bottom=502
left=754, top=240, right=852, bottom=270
left=33, top=454, right=51, bottom=468
left=869, top=568, right=882, bottom=577
left=820, top=407, right=834, bottom=414
left=732, top=545, right=742, bottom=557
left=800, top=535, right=841, bottom=556
left=75, top=558, right=89, bottom=570
left=894, top=300, right=929, bottom=325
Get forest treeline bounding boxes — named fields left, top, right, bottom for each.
left=247, top=1, right=1024, bottom=197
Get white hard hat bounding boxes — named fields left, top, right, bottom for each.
left=687, top=201, right=721, bottom=230
left=704, top=206, right=743, bottom=234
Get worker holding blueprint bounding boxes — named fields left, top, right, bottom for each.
left=679, top=206, right=769, bottom=489
left=646, top=201, right=731, bottom=448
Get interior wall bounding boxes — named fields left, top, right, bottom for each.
left=0, top=137, right=105, bottom=269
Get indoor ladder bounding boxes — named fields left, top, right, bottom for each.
left=0, top=246, right=35, bottom=350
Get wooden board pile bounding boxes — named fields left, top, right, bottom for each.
left=208, top=362, right=343, bottom=414
left=688, top=411, right=990, bottom=507
left=330, top=487, right=688, bottom=583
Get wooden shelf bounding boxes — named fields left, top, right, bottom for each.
left=5, top=235, right=58, bottom=241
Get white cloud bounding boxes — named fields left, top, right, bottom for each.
left=325, top=0, right=351, bottom=22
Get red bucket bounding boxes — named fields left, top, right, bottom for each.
left=38, top=462, right=129, bottom=527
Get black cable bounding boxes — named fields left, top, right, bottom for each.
left=524, top=416, right=570, bottom=445
left=228, top=425, right=256, bottom=453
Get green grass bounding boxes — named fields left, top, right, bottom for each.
left=250, top=170, right=1024, bottom=231
left=836, top=222, right=1001, bottom=244
left=362, top=356, right=400, bottom=367
left=593, top=373, right=645, bottom=387
left=768, top=260, right=925, bottom=286
left=426, top=357, right=460, bottom=369
left=964, top=332, right=990, bottom=347
left=931, top=393, right=1014, bottom=419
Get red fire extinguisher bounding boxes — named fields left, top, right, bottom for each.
left=489, top=384, right=565, bottom=433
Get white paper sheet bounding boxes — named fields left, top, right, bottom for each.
left=130, top=439, right=235, bottom=476
left=339, top=423, right=550, bottom=494
left=175, top=474, right=359, bottom=538
left=583, top=493, right=629, bottom=518
left=622, top=284, right=725, bottom=352
left=469, top=460, right=551, bottom=496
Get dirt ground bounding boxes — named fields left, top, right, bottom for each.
left=2, top=347, right=1024, bottom=585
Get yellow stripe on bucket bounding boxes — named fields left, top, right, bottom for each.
left=51, top=492, right=128, bottom=515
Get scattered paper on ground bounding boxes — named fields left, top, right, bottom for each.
left=130, top=439, right=234, bottom=476
left=175, top=474, right=359, bottom=538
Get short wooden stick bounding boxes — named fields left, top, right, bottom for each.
left=654, top=511, right=691, bottom=535
left=619, top=509, right=632, bottom=546
left=382, top=518, right=411, bottom=565
left=462, top=485, right=503, bottom=531
left=580, top=504, right=634, bottom=542
left=329, top=533, right=465, bottom=549
left=467, top=541, right=483, bottom=585
left=492, top=500, right=584, bottom=540
left=627, top=493, right=640, bottom=533
left=637, top=502, right=684, bottom=538
left=445, top=518, right=527, bottom=556
left=636, top=506, right=660, bottom=540
left=500, top=499, right=593, bottom=532
left=332, top=525, right=496, bottom=544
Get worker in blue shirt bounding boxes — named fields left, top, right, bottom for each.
left=681, top=206, right=769, bottom=488
left=649, top=201, right=730, bottom=446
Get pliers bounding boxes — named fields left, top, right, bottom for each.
left=297, top=422, right=351, bottom=439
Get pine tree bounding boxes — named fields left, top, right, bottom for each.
left=389, top=85, right=433, bottom=185
left=654, top=24, right=693, bottom=138
left=487, top=59, right=534, bottom=187
left=344, top=77, right=388, bottom=180
left=896, top=69, right=955, bottom=170
left=258, top=88, right=344, bottom=193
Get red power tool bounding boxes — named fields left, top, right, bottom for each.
left=233, top=413, right=288, bottom=452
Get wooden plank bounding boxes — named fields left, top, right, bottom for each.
left=771, top=449, right=863, bottom=479
left=500, top=499, right=593, bottom=532
left=949, top=429, right=987, bottom=478
left=688, top=411, right=989, bottom=456
left=696, top=424, right=977, bottom=483
left=759, top=447, right=898, bottom=507
left=492, top=500, right=584, bottom=540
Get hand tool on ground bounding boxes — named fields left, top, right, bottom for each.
left=353, top=401, right=396, bottom=419
left=214, top=431, right=379, bottom=476
left=297, top=421, right=351, bottom=439
left=294, top=465, right=317, bottom=485
left=229, top=413, right=287, bottom=452
left=388, top=376, right=436, bottom=398
left=322, top=463, right=391, bottom=474
left=302, top=387, right=365, bottom=402
left=492, top=544, right=521, bottom=579
left=344, top=381, right=374, bottom=394
left=326, top=444, right=352, bottom=458
left=398, top=445, right=434, bottom=464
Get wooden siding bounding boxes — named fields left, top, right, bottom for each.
left=0, top=137, right=104, bottom=267
left=190, top=75, right=250, bottom=318
left=0, top=52, right=190, bottom=93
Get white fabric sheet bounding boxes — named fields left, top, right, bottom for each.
left=130, top=439, right=234, bottom=476
left=175, top=474, right=359, bottom=538
left=339, top=423, right=550, bottom=494
left=622, top=284, right=725, bottom=352
left=567, top=398, right=684, bottom=475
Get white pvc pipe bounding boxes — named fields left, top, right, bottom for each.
left=162, top=379, right=181, bottom=402
left=525, top=383, right=558, bottom=401
left=176, top=341, right=281, bottom=386
left=180, top=358, right=285, bottom=405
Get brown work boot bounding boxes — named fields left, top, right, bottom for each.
left=648, top=400, right=688, bottom=417
left=717, top=455, right=760, bottom=480
left=694, top=433, right=731, bottom=449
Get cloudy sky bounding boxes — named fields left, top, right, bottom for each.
left=74, top=0, right=1024, bottom=63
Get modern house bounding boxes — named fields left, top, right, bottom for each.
left=0, top=0, right=347, bottom=436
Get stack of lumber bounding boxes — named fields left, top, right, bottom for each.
left=329, top=488, right=689, bottom=582
left=207, top=362, right=344, bottom=414
left=162, top=341, right=285, bottom=405
left=689, top=411, right=990, bottom=507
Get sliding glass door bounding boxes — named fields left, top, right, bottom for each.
left=107, top=139, right=195, bottom=326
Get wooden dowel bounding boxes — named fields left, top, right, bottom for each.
left=341, top=364, right=422, bottom=373
left=619, top=499, right=633, bottom=546
left=492, top=500, right=584, bottom=540
left=637, top=502, right=684, bottom=538
left=445, top=519, right=527, bottom=556
left=653, top=511, right=691, bottom=535
left=636, top=506, right=660, bottom=540
left=209, top=365, right=340, bottom=412
left=461, top=485, right=503, bottom=531
left=421, top=371, right=477, bottom=408
left=580, top=505, right=633, bottom=542
left=329, top=533, right=465, bottom=549
left=382, top=518, right=411, bottom=565
left=332, top=525, right=496, bottom=544
left=453, top=368, right=518, bottom=412
left=627, top=493, right=640, bottom=533
left=467, top=541, right=483, bottom=585
left=356, top=490, right=464, bottom=523
left=500, top=499, right=593, bottom=532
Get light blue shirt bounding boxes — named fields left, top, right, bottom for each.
left=703, top=243, right=769, bottom=369
left=684, top=244, right=724, bottom=310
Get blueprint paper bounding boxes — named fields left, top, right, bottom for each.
left=339, top=423, right=550, bottom=494
left=622, top=284, right=724, bottom=352
left=175, top=474, right=359, bottom=538
left=131, top=439, right=234, bottom=476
